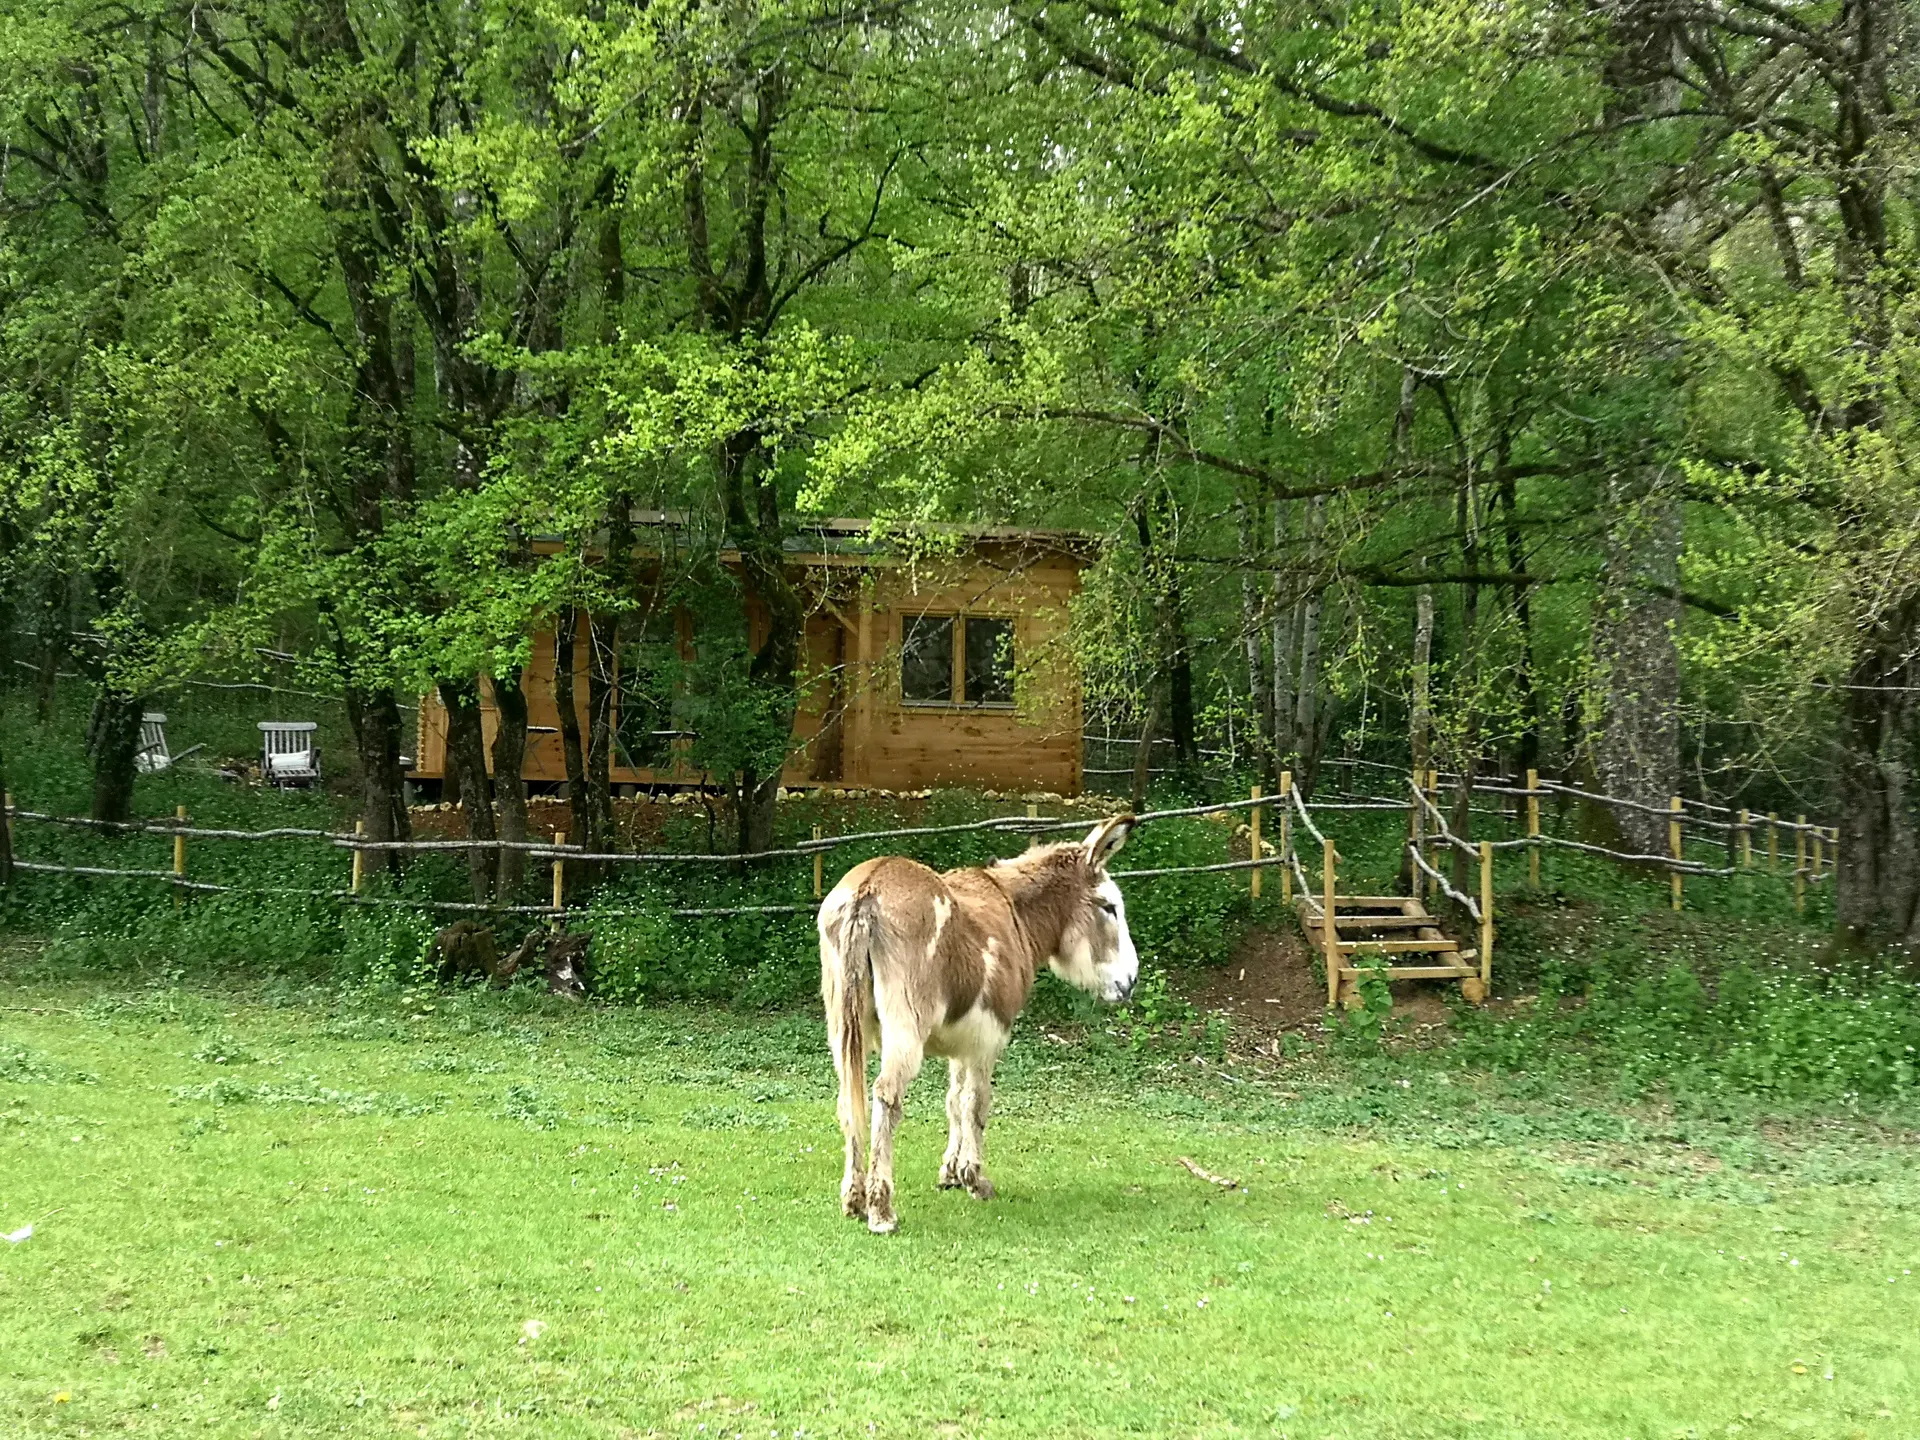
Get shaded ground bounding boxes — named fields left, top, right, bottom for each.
left=1186, top=923, right=1458, bottom=1038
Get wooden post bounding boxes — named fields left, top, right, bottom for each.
left=173, top=805, right=187, bottom=908
left=1668, top=797, right=1683, bottom=912
left=1027, top=802, right=1039, bottom=850
left=1525, top=768, right=1540, bottom=888
left=1812, top=825, right=1824, bottom=884
left=1249, top=786, right=1263, bottom=900
left=1767, top=812, right=1778, bottom=873
left=551, top=829, right=566, bottom=920
left=1478, top=841, right=1494, bottom=992
left=1279, top=772, right=1293, bottom=904
left=1827, top=825, right=1840, bottom=892
left=2, top=792, right=12, bottom=887
left=812, top=825, right=824, bottom=900
left=351, top=820, right=366, bottom=894
left=1322, top=837, right=1339, bottom=1008
left=1794, top=815, right=1807, bottom=915
left=1739, top=809, right=1752, bottom=869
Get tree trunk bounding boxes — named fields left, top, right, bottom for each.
left=724, top=431, right=804, bottom=859
left=88, top=686, right=143, bottom=825
left=1592, top=469, right=1683, bottom=853
left=1129, top=691, right=1161, bottom=812
left=1271, top=503, right=1298, bottom=768
left=1290, top=496, right=1327, bottom=792
left=489, top=666, right=530, bottom=897
left=438, top=676, right=497, bottom=904
left=1136, top=488, right=1198, bottom=776
left=344, top=685, right=412, bottom=878
left=553, top=609, right=588, bottom=848
left=34, top=573, right=67, bottom=725
left=1499, top=458, right=1541, bottom=778
left=584, top=496, right=634, bottom=863
left=1402, top=584, right=1436, bottom=891
left=0, top=739, right=12, bottom=887
left=1834, top=599, right=1920, bottom=942
left=585, top=607, right=620, bottom=860
left=1237, top=496, right=1272, bottom=781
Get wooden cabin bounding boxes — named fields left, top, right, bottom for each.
left=411, top=519, right=1092, bottom=795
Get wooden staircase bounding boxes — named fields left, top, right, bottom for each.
left=1295, top=892, right=1489, bottom=1008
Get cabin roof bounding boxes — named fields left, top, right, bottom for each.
left=534, top=513, right=1098, bottom=565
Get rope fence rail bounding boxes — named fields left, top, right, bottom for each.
left=0, top=755, right=1841, bottom=934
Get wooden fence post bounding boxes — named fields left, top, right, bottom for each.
left=351, top=820, right=366, bottom=895
left=171, top=805, right=188, bottom=908
left=1668, top=797, right=1683, bottom=912
left=1027, top=803, right=1039, bottom=850
left=812, top=825, right=824, bottom=900
left=1812, top=825, right=1824, bottom=884
left=1249, top=785, right=1262, bottom=900
left=1767, top=812, right=1778, bottom=872
left=2, top=792, right=12, bottom=887
left=1739, top=809, right=1752, bottom=869
left=1827, top=825, right=1840, bottom=892
left=1794, top=815, right=1807, bottom=914
left=1478, top=840, right=1494, bottom=998
left=551, top=830, right=566, bottom=921
left=1279, top=772, right=1293, bottom=904
left=1322, top=837, right=1340, bottom=1008
left=1526, top=768, right=1541, bottom=888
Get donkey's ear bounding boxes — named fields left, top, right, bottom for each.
left=1083, top=814, right=1136, bottom=870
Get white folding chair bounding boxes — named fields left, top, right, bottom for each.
left=135, top=712, right=173, bottom=774
left=259, top=721, right=322, bottom=786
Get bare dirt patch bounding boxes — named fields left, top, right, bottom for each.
left=1186, top=924, right=1457, bottom=1038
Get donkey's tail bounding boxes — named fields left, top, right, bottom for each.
left=821, top=887, right=879, bottom=1151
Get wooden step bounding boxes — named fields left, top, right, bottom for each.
left=1339, top=964, right=1477, bottom=980
left=1332, top=914, right=1446, bottom=930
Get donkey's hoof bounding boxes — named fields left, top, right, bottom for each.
left=842, top=1189, right=868, bottom=1219
left=867, top=1210, right=899, bottom=1234
left=967, top=1175, right=996, bottom=1201
left=936, top=1160, right=963, bottom=1190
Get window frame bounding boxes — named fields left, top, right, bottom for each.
left=898, top=611, right=1018, bottom=710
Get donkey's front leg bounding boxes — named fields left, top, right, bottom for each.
left=865, top=1040, right=924, bottom=1234
left=937, top=1059, right=967, bottom=1189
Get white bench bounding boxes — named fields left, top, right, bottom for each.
left=135, top=712, right=173, bottom=774
left=259, top=721, right=321, bottom=786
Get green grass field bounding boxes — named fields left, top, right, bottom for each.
left=4, top=970, right=1918, bottom=1439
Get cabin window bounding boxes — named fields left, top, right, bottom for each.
left=900, top=614, right=955, bottom=703
left=965, top=617, right=1016, bottom=705
left=901, top=614, right=1016, bottom=707
left=616, top=608, right=682, bottom=768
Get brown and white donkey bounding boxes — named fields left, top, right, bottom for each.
left=818, top=816, right=1139, bottom=1233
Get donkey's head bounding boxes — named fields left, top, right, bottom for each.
left=1047, top=815, right=1140, bottom=1003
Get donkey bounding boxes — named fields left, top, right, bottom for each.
left=818, top=815, right=1139, bottom=1233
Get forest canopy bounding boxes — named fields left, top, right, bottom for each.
left=0, top=0, right=1915, bottom=940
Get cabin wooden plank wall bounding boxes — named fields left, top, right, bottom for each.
left=412, top=536, right=1085, bottom=795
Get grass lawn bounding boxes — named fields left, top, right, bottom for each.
left=3, top=971, right=1918, bottom=1439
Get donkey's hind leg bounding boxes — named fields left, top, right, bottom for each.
left=956, top=1056, right=999, bottom=1201
left=832, top=1018, right=871, bottom=1218
left=937, top=1059, right=967, bottom=1190
left=865, top=1032, right=924, bottom=1234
